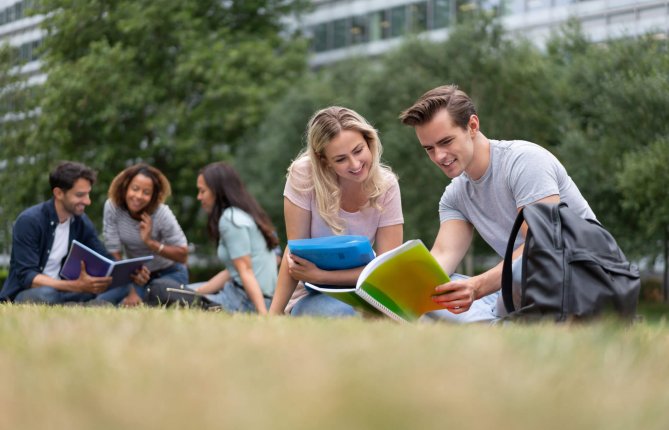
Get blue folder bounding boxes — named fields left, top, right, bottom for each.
left=287, top=235, right=374, bottom=270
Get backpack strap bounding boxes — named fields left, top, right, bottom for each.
left=501, top=207, right=526, bottom=314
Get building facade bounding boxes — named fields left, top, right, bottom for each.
left=0, top=0, right=44, bottom=85
left=300, top=0, right=669, bottom=66
left=0, top=0, right=668, bottom=70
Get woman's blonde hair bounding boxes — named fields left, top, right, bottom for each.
left=288, top=106, right=396, bottom=234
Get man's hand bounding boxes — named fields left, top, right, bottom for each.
left=76, top=261, right=112, bottom=294
left=431, top=277, right=479, bottom=314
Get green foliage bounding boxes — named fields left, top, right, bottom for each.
left=0, top=44, right=44, bottom=252
left=244, top=15, right=669, bottom=266
left=6, top=0, right=309, bottom=251
left=550, top=30, right=669, bottom=256
left=617, top=137, right=669, bottom=239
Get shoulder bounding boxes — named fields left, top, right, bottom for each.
left=495, top=140, right=553, bottom=160
left=153, top=203, right=177, bottom=219
left=286, top=156, right=313, bottom=188
left=15, top=201, right=51, bottom=228
left=103, top=198, right=120, bottom=214
left=220, top=207, right=254, bottom=227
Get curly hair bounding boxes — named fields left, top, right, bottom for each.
left=108, top=163, right=171, bottom=215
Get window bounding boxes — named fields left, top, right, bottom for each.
left=390, top=5, right=407, bottom=38
left=409, top=2, right=428, bottom=33
left=432, top=0, right=451, bottom=28
left=312, top=23, right=329, bottom=52
left=350, top=14, right=369, bottom=45
left=332, top=18, right=348, bottom=49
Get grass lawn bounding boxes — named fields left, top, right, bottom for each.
left=1, top=304, right=669, bottom=430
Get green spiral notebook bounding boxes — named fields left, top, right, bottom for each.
left=305, top=239, right=450, bottom=322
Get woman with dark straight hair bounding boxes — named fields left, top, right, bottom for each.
left=183, top=161, right=278, bottom=313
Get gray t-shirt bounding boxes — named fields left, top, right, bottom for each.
left=217, top=207, right=277, bottom=298
left=103, top=200, right=188, bottom=272
left=439, top=139, right=596, bottom=257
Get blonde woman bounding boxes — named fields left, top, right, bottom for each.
left=269, top=107, right=404, bottom=317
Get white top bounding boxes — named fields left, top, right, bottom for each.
left=43, top=219, right=70, bottom=279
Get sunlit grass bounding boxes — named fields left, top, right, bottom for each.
left=1, top=304, right=668, bottom=430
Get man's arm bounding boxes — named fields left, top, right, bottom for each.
left=31, top=263, right=111, bottom=295
left=430, top=219, right=474, bottom=276
left=432, top=195, right=559, bottom=314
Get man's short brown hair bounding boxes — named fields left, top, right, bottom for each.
left=399, top=84, right=477, bottom=129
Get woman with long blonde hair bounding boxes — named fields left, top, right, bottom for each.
left=269, top=106, right=404, bottom=317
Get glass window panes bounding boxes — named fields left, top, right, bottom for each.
left=432, top=0, right=451, bottom=28
left=390, top=5, right=407, bottom=38
left=332, top=18, right=348, bottom=49
left=409, top=2, right=428, bottom=33
left=350, top=14, right=368, bottom=45
left=312, top=23, right=329, bottom=52
left=368, top=10, right=383, bottom=41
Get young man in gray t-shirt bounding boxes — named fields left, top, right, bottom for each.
left=400, top=85, right=595, bottom=322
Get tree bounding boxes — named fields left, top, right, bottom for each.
left=548, top=27, right=669, bottom=256
left=0, top=43, right=42, bottom=259
left=25, top=0, right=309, bottom=248
left=618, top=137, right=669, bottom=300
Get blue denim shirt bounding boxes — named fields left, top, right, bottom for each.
left=0, top=199, right=110, bottom=301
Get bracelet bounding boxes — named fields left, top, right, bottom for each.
left=157, top=243, right=165, bottom=254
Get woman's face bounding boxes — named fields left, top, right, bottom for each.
left=196, top=174, right=215, bottom=214
left=322, top=129, right=373, bottom=185
left=125, top=173, right=154, bottom=215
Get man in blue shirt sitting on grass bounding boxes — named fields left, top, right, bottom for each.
left=0, top=161, right=114, bottom=304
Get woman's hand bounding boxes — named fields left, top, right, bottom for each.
left=129, top=265, right=151, bottom=286
left=139, top=213, right=153, bottom=244
left=286, top=252, right=324, bottom=284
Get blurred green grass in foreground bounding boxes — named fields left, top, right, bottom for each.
left=1, top=304, right=668, bottom=430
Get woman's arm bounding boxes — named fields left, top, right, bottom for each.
left=232, top=256, right=268, bottom=314
left=373, top=224, right=403, bottom=255
left=195, top=269, right=231, bottom=294
left=139, top=212, right=188, bottom=263
left=269, top=198, right=311, bottom=315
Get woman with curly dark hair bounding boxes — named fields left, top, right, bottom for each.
left=97, top=163, right=189, bottom=306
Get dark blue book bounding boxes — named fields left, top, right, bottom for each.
left=287, top=235, right=374, bottom=271
left=60, top=240, right=153, bottom=288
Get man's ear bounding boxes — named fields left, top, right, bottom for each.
left=53, top=187, right=64, bottom=200
left=468, top=114, right=480, bottom=136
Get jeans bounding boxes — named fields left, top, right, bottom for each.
left=422, top=258, right=523, bottom=324
left=194, top=281, right=272, bottom=313
left=95, top=263, right=189, bottom=305
left=14, top=287, right=95, bottom=305
left=290, top=291, right=358, bottom=318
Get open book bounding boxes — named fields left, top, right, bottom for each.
left=306, top=240, right=450, bottom=322
left=60, top=240, right=153, bottom=288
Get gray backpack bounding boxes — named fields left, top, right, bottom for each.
left=501, top=203, right=640, bottom=321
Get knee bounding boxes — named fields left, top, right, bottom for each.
left=14, top=287, right=60, bottom=304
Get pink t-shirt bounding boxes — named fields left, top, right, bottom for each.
left=283, top=157, right=404, bottom=243
left=283, top=157, right=404, bottom=312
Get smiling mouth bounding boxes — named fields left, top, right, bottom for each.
left=441, top=159, right=455, bottom=167
left=349, top=164, right=365, bottom=174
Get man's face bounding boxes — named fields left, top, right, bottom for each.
left=55, top=178, right=92, bottom=218
left=415, top=109, right=476, bottom=179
